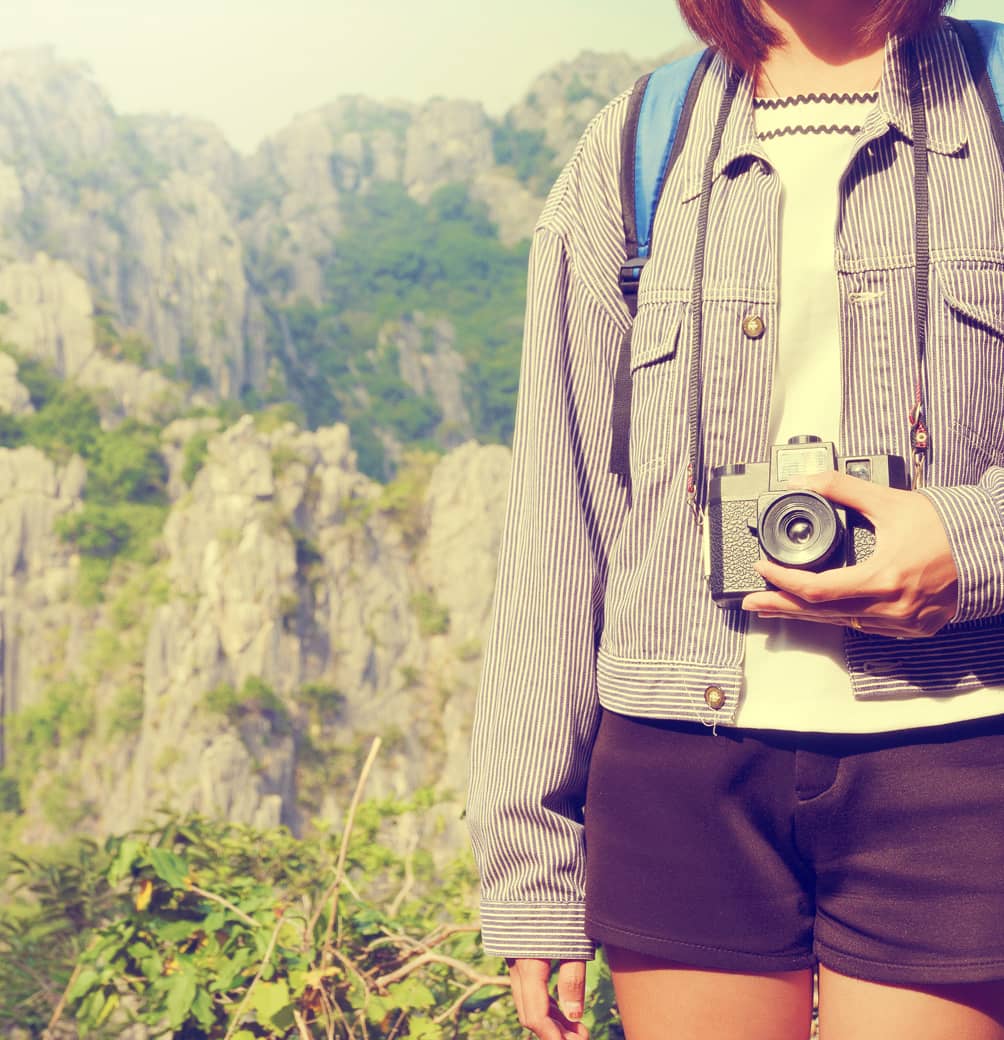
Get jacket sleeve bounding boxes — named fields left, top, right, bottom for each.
left=466, top=221, right=630, bottom=961
left=920, top=467, right=1004, bottom=622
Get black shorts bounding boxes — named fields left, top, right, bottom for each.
left=584, top=709, right=1004, bottom=985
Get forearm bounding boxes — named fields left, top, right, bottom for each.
left=467, top=225, right=628, bottom=961
left=921, top=465, right=1004, bottom=622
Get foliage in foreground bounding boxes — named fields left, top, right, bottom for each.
left=0, top=771, right=622, bottom=1038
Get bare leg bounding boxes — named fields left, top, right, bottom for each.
left=818, top=966, right=1004, bottom=1040
left=607, top=945, right=814, bottom=1040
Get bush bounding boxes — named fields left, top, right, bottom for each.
left=8, top=679, right=95, bottom=778
left=87, top=422, right=167, bottom=503
left=182, top=429, right=212, bottom=485
left=0, top=412, right=25, bottom=448
left=205, top=677, right=292, bottom=736
left=25, top=385, right=102, bottom=460
left=410, top=590, right=450, bottom=637
left=0, top=773, right=21, bottom=814
left=0, top=800, right=629, bottom=1039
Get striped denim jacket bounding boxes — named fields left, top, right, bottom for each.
left=468, top=22, right=1004, bottom=960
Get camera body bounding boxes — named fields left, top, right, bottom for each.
left=707, top=435, right=908, bottom=608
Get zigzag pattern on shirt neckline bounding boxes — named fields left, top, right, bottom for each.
left=753, top=91, right=879, bottom=110
left=757, top=124, right=864, bottom=141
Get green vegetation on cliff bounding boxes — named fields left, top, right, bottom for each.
left=0, top=350, right=169, bottom=595
left=268, top=184, right=528, bottom=478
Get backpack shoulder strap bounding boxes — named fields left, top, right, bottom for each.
left=611, top=48, right=713, bottom=483
left=952, top=19, right=1004, bottom=168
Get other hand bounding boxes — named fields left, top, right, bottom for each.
left=507, top=958, right=589, bottom=1040
left=741, top=470, right=959, bottom=638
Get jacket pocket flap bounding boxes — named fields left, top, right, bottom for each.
left=630, top=301, right=687, bottom=371
left=939, top=267, right=1004, bottom=339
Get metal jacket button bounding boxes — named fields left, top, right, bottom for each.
left=704, top=685, right=726, bottom=711
left=742, top=314, right=766, bottom=340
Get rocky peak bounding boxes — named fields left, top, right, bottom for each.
left=509, top=47, right=691, bottom=159
left=0, top=48, right=116, bottom=166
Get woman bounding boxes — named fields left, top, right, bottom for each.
left=468, top=1, right=1004, bottom=1037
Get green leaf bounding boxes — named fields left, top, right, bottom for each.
left=78, top=988, right=106, bottom=1026
left=191, top=986, right=216, bottom=1028
left=388, top=977, right=436, bottom=1010
left=66, top=966, right=100, bottom=1003
left=108, top=838, right=142, bottom=884
left=154, top=918, right=202, bottom=943
left=95, top=991, right=120, bottom=1026
left=149, top=848, right=189, bottom=888
left=366, top=994, right=392, bottom=1024
left=211, top=949, right=251, bottom=993
left=288, top=968, right=309, bottom=997
left=250, top=979, right=291, bottom=1025
left=165, top=969, right=198, bottom=1029
left=203, top=908, right=226, bottom=931
left=405, top=1016, right=444, bottom=1039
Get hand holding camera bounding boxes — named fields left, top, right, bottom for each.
left=729, top=438, right=959, bottom=638
left=708, top=436, right=908, bottom=607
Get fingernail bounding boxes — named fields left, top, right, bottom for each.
left=561, top=1002, right=583, bottom=1021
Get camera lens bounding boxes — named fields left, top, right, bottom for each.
left=759, top=492, right=843, bottom=569
left=785, top=516, right=815, bottom=546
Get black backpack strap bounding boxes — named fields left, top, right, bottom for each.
left=951, top=18, right=1004, bottom=169
left=611, top=50, right=714, bottom=483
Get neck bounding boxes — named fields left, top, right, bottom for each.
left=757, top=0, right=886, bottom=98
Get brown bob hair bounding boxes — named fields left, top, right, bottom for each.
left=677, top=0, right=955, bottom=71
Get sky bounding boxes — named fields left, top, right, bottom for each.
left=1, top=0, right=1001, bottom=154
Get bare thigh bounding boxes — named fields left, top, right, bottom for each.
left=607, top=945, right=814, bottom=1040
left=818, top=966, right=1004, bottom=1040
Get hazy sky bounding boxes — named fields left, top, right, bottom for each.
left=2, top=0, right=1000, bottom=153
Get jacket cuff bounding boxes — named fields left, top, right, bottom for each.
left=920, top=482, right=1004, bottom=622
left=480, top=901, right=596, bottom=961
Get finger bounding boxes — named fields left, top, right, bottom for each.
left=755, top=612, right=908, bottom=637
left=547, top=996, right=591, bottom=1039
left=796, top=469, right=896, bottom=519
left=507, top=960, right=526, bottom=1026
left=754, top=557, right=884, bottom=605
left=515, top=959, right=563, bottom=1040
left=555, top=959, right=586, bottom=1024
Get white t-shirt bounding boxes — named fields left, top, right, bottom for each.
left=735, top=93, right=1004, bottom=732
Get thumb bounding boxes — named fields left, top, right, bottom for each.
left=555, top=959, right=587, bottom=1022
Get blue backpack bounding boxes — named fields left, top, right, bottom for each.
left=610, top=18, right=1004, bottom=482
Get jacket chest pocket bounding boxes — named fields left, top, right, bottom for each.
left=628, top=300, right=688, bottom=477
left=930, top=265, right=1004, bottom=483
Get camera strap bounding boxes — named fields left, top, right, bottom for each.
left=907, top=41, right=932, bottom=490
left=684, top=68, right=742, bottom=524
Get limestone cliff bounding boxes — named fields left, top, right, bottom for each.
left=1, top=411, right=509, bottom=857
left=0, top=41, right=682, bottom=855
left=0, top=45, right=673, bottom=404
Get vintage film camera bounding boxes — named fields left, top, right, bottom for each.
left=706, top=435, right=908, bottom=608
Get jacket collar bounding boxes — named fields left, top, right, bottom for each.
left=678, top=20, right=970, bottom=203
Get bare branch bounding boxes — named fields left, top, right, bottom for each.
left=306, top=736, right=382, bottom=949
left=223, top=910, right=288, bottom=1040
left=44, top=961, right=82, bottom=1035
left=365, top=923, right=481, bottom=956
left=293, top=1008, right=313, bottom=1040
left=189, top=883, right=261, bottom=929
left=387, top=838, right=417, bottom=918
left=375, top=951, right=509, bottom=990
left=434, top=981, right=486, bottom=1025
